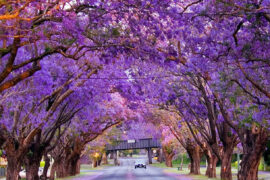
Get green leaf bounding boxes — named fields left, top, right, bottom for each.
left=0, top=48, right=10, bottom=54
left=112, top=28, right=120, bottom=37
left=229, top=96, right=236, bottom=104
left=27, top=150, right=34, bottom=157
left=44, top=44, right=53, bottom=53
left=60, top=38, right=76, bottom=46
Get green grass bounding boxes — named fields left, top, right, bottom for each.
left=164, top=168, right=222, bottom=180
left=56, top=164, right=112, bottom=179
left=20, top=170, right=99, bottom=180
left=56, top=171, right=97, bottom=180
left=150, top=162, right=189, bottom=168
left=80, top=164, right=105, bottom=170
left=19, top=164, right=110, bottom=180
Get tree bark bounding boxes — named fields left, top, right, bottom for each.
left=49, top=160, right=58, bottom=180
left=5, top=138, right=26, bottom=180
left=179, top=154, right=184, bottom=170
left=239, top=155, right=260, bottom=180
left=25, top=151, right=43, bottom=180
left=54, top=160, right=66, bottom=178
left=25, top=162, right=40, bottom=180
left=6, top=156, right=21, bottom=180
left=187, top=145, right=202, bottom=175
left=238, top=129, right=268, bottom=180
left=41, top=154, right=51, bottom=179
left=66, top=154, right=80, bottom=176
left=148, top=148, right=153, bottom=164
left=162, top=146, right=174, bottom=167
left=102, top=152, right=108, bottom=165
left=92, top=159, right=98, bottom=168
left=97, top=158, right=102, bottom=166
left=220, top=147, right=233, bottom=180
left=55, top=153, right=80, bottom=178
left=205, top=152, right=218, bottom=178
left=164, top=153, right=173, bottom=167
left=114, top=151, right=118, bottom=166
left=157, top=149, right=163, bottom=163
left=109, top=152, right=114, bottom=159
left=0, top=135, right=5, bottom=148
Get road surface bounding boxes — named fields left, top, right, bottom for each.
left=73, top=166, right=180, bottom=180
left=69, top=156, right=270, bottom=180
left=72, top=156, right=182, bottom=180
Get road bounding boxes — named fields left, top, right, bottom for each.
left=70, top=156, right=270, bottom=180
left=72, top=156, right=180, bottom=180
left=74, top=166, right=179, bottom=180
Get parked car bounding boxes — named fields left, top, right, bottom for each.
left=134, top=159, right=146, bottom=169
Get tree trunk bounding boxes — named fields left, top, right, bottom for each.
left=0, top=137, right=5, bottom=149
left=113, top=151, right=118, bottom=166
left=187, top=145, right=202, bottom=175
left=49, top=158, right=66, bottom=179
left=5, top=138, right=27, bottom=180
left=179, top=154, right=184, bottom=170
left=238, top=129, right=268, bottom=180
left=56, top=153, right=80, bottom=177
left=162, top=147, right=174, bottom=167
left=55, top=161, right=66, bottom=178
left=238, top=154, right=260, bottom=180
left=148, top=148, right=152, bottom=164
left=25, top=162, right=40, bottom=180
left=220, top=149, right=233, bottom=180
left=76, top=159, right=80, bottom=174
left=157, top=149, right=164, bottom=163
left=49, top=161, right=56, bottom=180
left=25, top=152, right=43, bottom=180
left=66, top=154, right=80, bottom=176
left=157, top=149, right=161, bottom=162
left=6, top=156, right=21, bottom=180
left=41, top=154, right=50, bottom=179
left=97, top=158, right=102, bottom=166
left=165, top=154, right=173, bottom=167
left=205, top=152, right=218, bottom=178
left=49, top=159, right=61, bottom=180
left=189, top=153, right=200, bottom=175
left=102, top=152, right=108, bottom=165
left=93, top=159, right=98, bottom=168
left=109, top=152, right=114, bottom=159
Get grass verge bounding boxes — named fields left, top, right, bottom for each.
left=151, top=163, right=270, bottom=180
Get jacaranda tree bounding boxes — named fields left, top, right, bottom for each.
left=1, top=1, right=269, bottom=180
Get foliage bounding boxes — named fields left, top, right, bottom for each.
left=0, top=0, right=270, bottom=179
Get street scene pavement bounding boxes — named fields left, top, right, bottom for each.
left=82, top=165, right=178, bottom=180
left=69, top=155, right=270, bottom=180
left=0, top=165, right=181, bottom=180
left=71, top=156, right=180, bottom=180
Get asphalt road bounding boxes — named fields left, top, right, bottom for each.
left=82, top=165, right=178, bottom=180
left=72, top=156, right=179, bottom=180
left=70, top=156, right=270, bottom=180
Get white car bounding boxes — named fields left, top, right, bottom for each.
left=134, top=159, right=146, bottom=169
